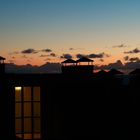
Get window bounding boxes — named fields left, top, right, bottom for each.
left=15, top=86, right=41, bottom=140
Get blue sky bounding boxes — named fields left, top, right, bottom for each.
left=1, top=0, right=140, bottom=65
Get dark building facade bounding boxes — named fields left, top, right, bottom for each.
left=0, top=57, right=140, bottom=140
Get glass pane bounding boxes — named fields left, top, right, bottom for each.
left=24, top=133, right=32, bottom=139
left=15, top=119, right=22, bottom=133
left=23, top=87, right=31, bottom=101
left=33, top=118, right=41, bottom=133
left=33, top=133, right=41, bottom=139
left=24, top=103, right=31, bottom=117
left=33, top=87, right=40, bottom=101
left=33, top=102, right=40, bottom=117
left=15, top=103, right=21, bottom=117
left=15, top=87, right=22, bottom=101
left=24, top=118, right=32, bottom=133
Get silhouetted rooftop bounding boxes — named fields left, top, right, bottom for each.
left=61, top=59, right=76, bottom=63
left=76, top=57, right=94, bottom=62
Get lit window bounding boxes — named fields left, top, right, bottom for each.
left=15, top=87, right=22, bottom=91
left=15, top=86, right=41, bottom=140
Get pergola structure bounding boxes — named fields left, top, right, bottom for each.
left=76, top=57, right=94, bottom=66
left=61, top=57, right=94, bottom=74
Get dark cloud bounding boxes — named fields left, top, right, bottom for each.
left=69, top=48, right=74, bottom=50
left=76, top=53, right=110, bottom=59
left=113, top=44, right=127, bottom=48
left=50, top=53, right=56, bottom=57
left=124, top=56, right=139, bottom=62
left=21, top=48, right=38, bottom=54
left=61, top=54, right=72, bottom=59
left=40, top=55, right=48, bottom=57
left=88, top=52, right=109, bottom=58
left=100, top=59, right=104, bottom=62
left=124, top=48, right=140, bottom=54
left=129, top=57, right=139, bottom=62
left=76, top=54, right=85, bottom=58
left=42, top=49, right=52, bottom=52
left=124, top=56, right=129, bottom=61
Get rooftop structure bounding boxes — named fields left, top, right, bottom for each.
left=61, top=57, right=94, bottom=74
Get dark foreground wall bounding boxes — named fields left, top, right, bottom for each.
left=0, top=73, right=140, bottom=140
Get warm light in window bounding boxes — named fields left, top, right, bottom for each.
left=15, top=87, right=22, bottom=91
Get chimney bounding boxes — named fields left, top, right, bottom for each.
left=0, top=56, right=6, bottom=74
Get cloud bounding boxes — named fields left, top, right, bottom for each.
left=42, top=49, right=52, bottom=52
left=124, top=48, right=140, bottom=54
left=76, top=54, right=85, bottom=58
left=129, top=57, right=139, bottom=62
left=88, top=52, right=110, bottom=58
left=100, top=59, right=104, bottom=62
left=113, top=44, right=127, bottom=48
left=124, top=56, right=139, bottom=62
left=40, top=55, right=47, bottom=57
left=124, top=56, right=129, bottom=61
left=61, top=54, right=73, bottom=59
left=50, top=53, right=56, bottom=57
left=76, top=53, right=110, bottom=59
left=21, top=48, right=38, bottom=54
left=69, top=48, right=74, bottom=50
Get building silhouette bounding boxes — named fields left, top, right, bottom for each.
left=61, top=57, right=94, bottom=74
left=0, top=56, right=5, bottom=74
left=0, top=56, right=140, bottom=140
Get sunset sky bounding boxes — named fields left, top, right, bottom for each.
left=1, top=0, right=140, bottom=66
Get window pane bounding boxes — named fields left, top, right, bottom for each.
left=33, top=87, right=40, bottom=101
left=24, top=103, right=31, bottom=117
left=34, top=118, right=41, bottom=133
left=15, top=119, right=22, bottom=133
left=23, top=87, right=31, bottom=101
left=33, top=102, right=40, bottom=117
left=33, top=133, right=41, bottom=139
left=15, top=87, right=22, bottom=101
left=15, top=103, right=21, bottom=117
left=24, top=133, right=32, bottom=139
left=24, top=118, right=32, bottom=133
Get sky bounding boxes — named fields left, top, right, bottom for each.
left=1, top=0, right=140, bottom=66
